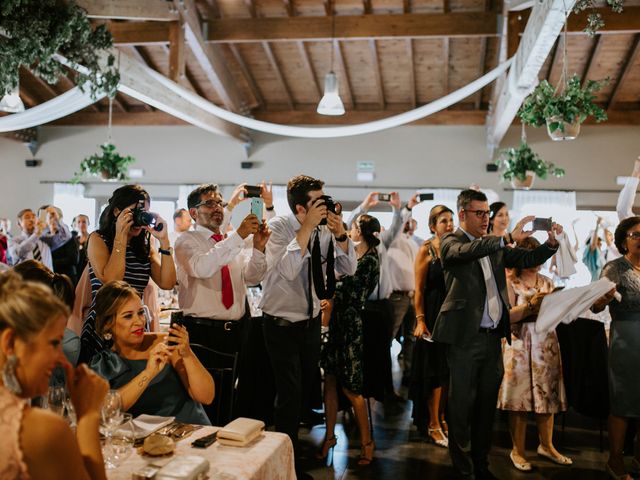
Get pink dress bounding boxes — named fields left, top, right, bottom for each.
left=497, top=275, right=568, bottom=414
left=0, top=384, right=30, bottom=479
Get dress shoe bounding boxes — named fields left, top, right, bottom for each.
left=509, top=451, right=532, bottom=472
left=536, top=445, right=572, bottom=465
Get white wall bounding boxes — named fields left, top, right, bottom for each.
left=1, top=123, right=638, bottom=235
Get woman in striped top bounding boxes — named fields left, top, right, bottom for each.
left=80, top=185, right=176, bottom=362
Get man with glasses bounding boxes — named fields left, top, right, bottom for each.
left=174, top=183, right=270, bottom=359
left=433, top=189, right=562, bottom=480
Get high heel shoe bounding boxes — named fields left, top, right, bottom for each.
left=427, top=428, right=448, bottom=448
left=605, top=462, right=632, bottom=480
left=358, top=440, right=375, bottom=466
left=440, top=419, right=449, bottom=438
left=315, top=435, right=337, bottom=462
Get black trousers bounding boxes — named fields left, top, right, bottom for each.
left=446, top=329, right=504, bottom=478
left=262, top=314, right=321, bottom=453
left=182, top=315, right=244, bottom=355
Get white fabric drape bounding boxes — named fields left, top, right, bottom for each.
left=512, top=190, right=576, bottom=213
left=54, top=183, right=85, bottom=198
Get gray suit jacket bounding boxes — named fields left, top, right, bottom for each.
left=432, top=229, right=558, bottom=347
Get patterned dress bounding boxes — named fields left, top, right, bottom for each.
left=497, top=274, right=568, bottom=414
left=0, top=385, right=30, bottom=479
left=321, top=251, right=379, bottom=394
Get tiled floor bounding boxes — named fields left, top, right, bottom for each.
left=295, top=342, right=627, bottom=480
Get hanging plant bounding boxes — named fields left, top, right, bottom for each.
left=573, top=0, right=625, bottom=36
left=72, top=143, right=135, bottom=183
left=496, top=140, right=565, bottom=189
left=518, top=75, right=608, bottom=138
left=0, top=0, right=120, bottom=100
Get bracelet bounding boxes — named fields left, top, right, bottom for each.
left=265, top=205, right=274, bottom=211
left=334, top=233, right=348, bottom=243
left=405, top=205, right=412, bottom=212
left=158, top=247, right=173, bottom=256
left=416, top=314, right=425, bottom=319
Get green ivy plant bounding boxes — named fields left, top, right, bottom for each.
left=72, top=143, right=135, bottom=183
left=574, top=0, right=625, bottom=36
left=496, top=140, right=565, bottom=182
left=518, top=75, right=608, bottom=134
left=0, top=0, right=120, bottom=99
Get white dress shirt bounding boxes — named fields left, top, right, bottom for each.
left=8, top=230, right=53, bottom=269
left=387, top=232, right=419, bottom=292
left=175, top=224, right=267, bottom=320
left=260, top=213, right=357, bottom=322
left=617, top=176, right=638, bottom=221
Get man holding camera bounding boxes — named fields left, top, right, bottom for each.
left=174, top=184, right=270, bottom=357
left=260, top=175, right=357, bottom=462
left=434, top=189, right=561, bottom=480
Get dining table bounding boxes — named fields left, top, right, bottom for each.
left=108, top=425, right=296, bottom=480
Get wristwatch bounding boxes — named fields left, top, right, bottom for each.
left=158, top=247, right=173, bottom=256
left=334, top=233, right=348, bottom=243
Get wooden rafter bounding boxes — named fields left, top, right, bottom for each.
left=168, top=21, right=186, bottom=82
left=403, top=0, right=411, bottom=13
left=333, top=40, right=354, bottom=109
left=244, top=0, right=257, bottom=18
left=369, top=40, right=385, bottom=109
left=443, top=38, right=449, bottom=96
left=474, top=0, right=492, bottom=110
left=324, top=0, right=333, bottom=16
left=406, top=39, right=416, bottom=108
left=110, top=22, right=170, bottom=46
left=228, top=45, right=264, bottom=108
left=78, top=0, right=179, bottom=21
left=363, top=0, right=372, bottom=14
left=297, top=42, right=322, bottom=100
left=581, top=35, right=604, bottom=85
left=607, top=34, right=640, bottom=110
left=546, top=36, right=563, bottom=84
left=157, top=45, right=209, bottom=99
left=283, top=0, right=295, bottom=17
left=205, top=12, right=499, bottom=43
left=262, top=42, right=294, bottom=109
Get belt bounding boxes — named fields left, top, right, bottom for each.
left=264, top=313, right=319, bottom=328
left=478, top=326, right=501, bottom=334
left=183, top=316, right=237, bottom=331
left=392, top=290, right=413, bottom=297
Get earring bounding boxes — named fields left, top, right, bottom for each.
left=103, top=332, right=112, bottom=341
left=2, top=354, right=23, bottom=396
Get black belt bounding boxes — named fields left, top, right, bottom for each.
left=478, top=326, right=501, bottom=334
left=392, top=290, right=412, bottom=297
left=183, top=316, right=238, bottom=331
left=263, top=313, right=320, bottom=328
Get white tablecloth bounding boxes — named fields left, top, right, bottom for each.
left=108, top=426, right=296, bottom=480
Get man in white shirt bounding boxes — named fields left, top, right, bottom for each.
left=260, top=174, right=357, bottom=458
left=175, top=184, right=269, bottom=356
left=8, top=208, right=53, bottom=269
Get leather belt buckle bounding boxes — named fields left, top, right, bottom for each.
left=224, top=321, right=233, bottom=331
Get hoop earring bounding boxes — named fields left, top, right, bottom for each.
left=103, top=332, right=112, bottom=341
left=2, top=354, right=23, bottom=396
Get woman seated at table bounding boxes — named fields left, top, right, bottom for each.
left=0, top=270, right=109, bottom=480
left=90, top=280, right=214, bottom=425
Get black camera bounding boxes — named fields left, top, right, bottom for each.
left=131, top=203, right=163, bottom=232
left=318, top=195, right=336, bottom=225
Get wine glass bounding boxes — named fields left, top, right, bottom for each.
left=47, top=386, right=66, bottom=416
left=109, top=413, right=135, bottom=468
left=101, top=390, right=123, bottom=469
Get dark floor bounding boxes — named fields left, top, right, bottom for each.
left=294, top=342, right=634, bottom=480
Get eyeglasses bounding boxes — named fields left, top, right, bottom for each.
left=195, top=200, right=224, bottom=209
left=464, top=209, right=491, bottom=219
left=627, top=232, right=640, bottom=240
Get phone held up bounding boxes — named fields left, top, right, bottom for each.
left=168, top=310, right=184, bottom=346
left=244, top=185, right=262, bottom=198
left=418, top=193, right=434, bottom=202
left=532, top=217, right=553, bottom=231
left=377, top=193, right=391, bottom=202
left=251, top=198, right=264, bottom=224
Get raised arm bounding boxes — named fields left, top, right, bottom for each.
left=168, top=325, right=215, bottom=405
left=440, top=233, right=503, bottom=266
left=616, top=158, right=640, bottom=221
left=413, top=243, right=431, bottom=337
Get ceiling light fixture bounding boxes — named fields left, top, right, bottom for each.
left=0, top=81, right=25, bottom=113
left=317, top=7, right=345, bottom=116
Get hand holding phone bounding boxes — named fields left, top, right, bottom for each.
left=244, top=185, right=262, bottom=198
left=532, top=217, right=553, bottom=231
left=251, top=198, right=264, bottom=224
left=168, top=311, right=184, bottom=346
left=418, top=193, right=434, bottom=202
left=377, top=193, right=391, bottom=202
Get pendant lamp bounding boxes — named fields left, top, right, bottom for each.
left=317, top=8, right=345, bottom=116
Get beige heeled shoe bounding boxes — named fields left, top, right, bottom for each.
left=427, top=428, right=448, bottom=448
left=510, top=451, right=532, bottom=472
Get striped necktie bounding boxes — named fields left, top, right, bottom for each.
left=33, top=242, right=42, bottom=262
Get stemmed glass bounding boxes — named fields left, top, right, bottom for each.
left=47, top=386, right=66, bottom=416
left=101, top=390, right=124, bottom=469
left=109, top=413, right=135, bottom=468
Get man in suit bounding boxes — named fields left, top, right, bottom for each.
left=433, top=189, right=561, bottom=479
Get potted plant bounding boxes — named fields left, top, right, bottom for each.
left=73, top=143, right=135, bottom=183
left=496, top=140, right=565, bottom=189
left=518, top=75, right=608, bottom=141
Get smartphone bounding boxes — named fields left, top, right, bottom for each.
left=378, top=193, right=391, bottom=202
left=191, top=431, right=217, bottom=448
left=532, top=217, right=553, bottom=231
left=168, top=310, right=183, bottom=346
left=418, top=193, right=434, bottom=202
left=244, top=185, right=262, bottom=198
left=552, top=286, right=565, bottom=292
left=251, top=198, right=264, bottom=224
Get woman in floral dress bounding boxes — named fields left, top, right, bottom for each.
left=319, top=214, right=380, bottom=466
left=497, top=237, right=571, bottom=471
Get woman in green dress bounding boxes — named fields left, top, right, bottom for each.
left=318, top=214, right=381, bottom=466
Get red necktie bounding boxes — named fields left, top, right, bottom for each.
left=211, top=234, right=234, bottom=309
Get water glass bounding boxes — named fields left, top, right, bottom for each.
left=109, top=413, right=135, bottom=468
left=47, top=386, right=66, bottom=416
left=101, top=390, right=124, bottom=434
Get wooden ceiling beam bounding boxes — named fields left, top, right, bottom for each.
left=205, top=12, right=499, bottom=42
left=78, top=0, right=179, bottom=21
left=175, top=0, right=247, bottom=112
left=581, top=35, right=604, bottom=85
left=110, top=22, right=170, bottom=46
left=607, top=34, right=640, bottom=110
left=262, top=42, right=294, bottom=109
left=334, top=40, right=354, bottom=109
left=168, top=21, right=186, bottom=82
left=159, top=45, right=210, bottom=100
left=369, top=40, right=385, bottom=109
left=324, top=0, right=333, bottom=16
left=546, top=36, right=563, bottom=83
left=474, top=0, right=492, bottom=110
left=403, top=0, right=411, bottom=13
left=363, top=0, right=373, bottom=14
left=442, top=38, right=449, bottom=96
left=283, top=0, right=295, bottom=16
left=406, top=39, right=416, bottom=108
left=228, top=45, right=264, bottom=108
left=244, top=0, right=257, bottom=18
left=297, top=41, right=322, bottom=101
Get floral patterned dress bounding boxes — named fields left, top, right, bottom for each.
left=321, top=251, right=380, bottom=394
left=497, top=274, right=568, bottom=413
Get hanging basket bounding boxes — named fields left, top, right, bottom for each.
left=546, top=115, right=581, bottom=141
left=511, top=171, right=536, bottom=190
left=100, top=169, right=119, bottom=182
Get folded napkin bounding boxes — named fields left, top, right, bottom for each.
left=535, top=278, right=619, bottom=334
left=128, top=414, right=175, bottom=439
left=217, top=417, right=264, bottom=447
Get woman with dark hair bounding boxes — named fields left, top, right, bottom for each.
left=318, top=214, right=380, bottom=466
left=489, top=201, right=510, bottom=236
left=410, top=205, right=454, bottom=447
left=80, top=185, right=176, bottom=362
left=593, top=216, right=640, bottom=479
left=498, top=236, right=570, bottom=471
left=90, top=281, right=213, bottom=424
left=72, top=214, right=91, bottom=276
